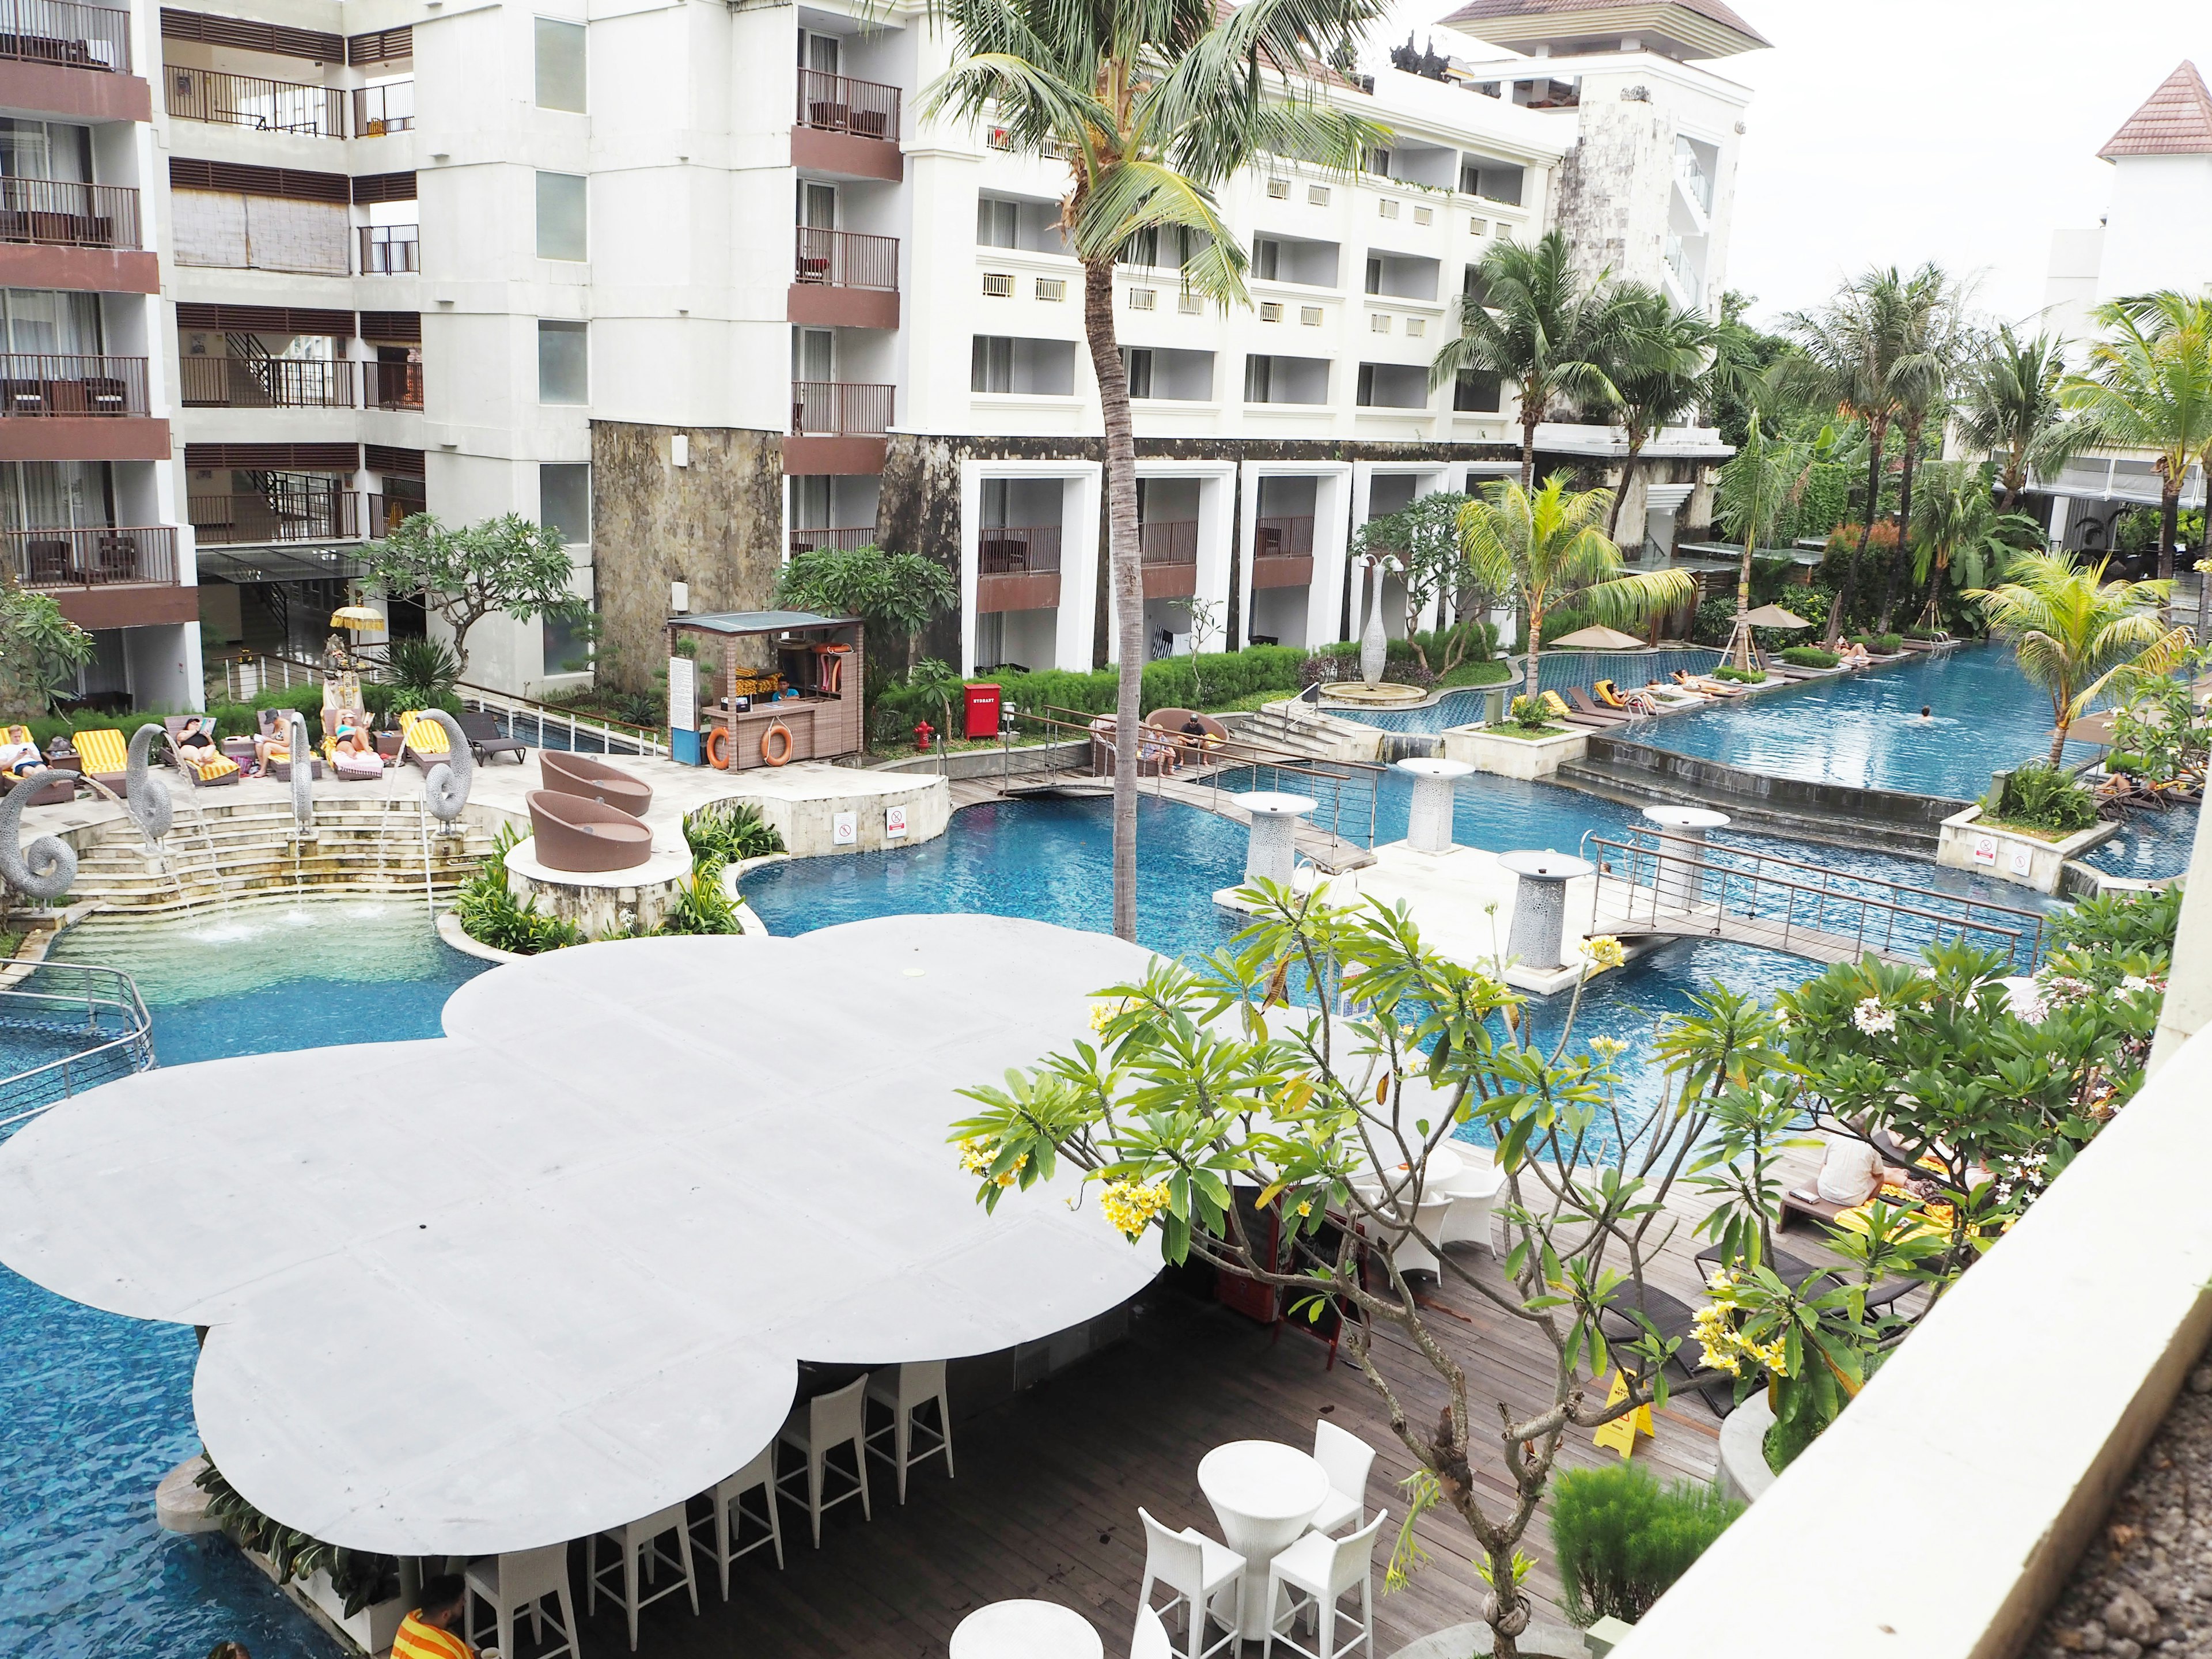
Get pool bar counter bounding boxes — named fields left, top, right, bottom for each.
left=667, top=609, right=865, bottom=771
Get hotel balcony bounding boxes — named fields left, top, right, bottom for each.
left=791, top=226, right=899, bottom=329
left=189, top=488, right=382, bottom=547
left=353, top=81, right=412, bottom=135
left=0, top=353, right=164, bottom=461
left=6, top=522, right=195, bottom=628
left=1251, top=514, right=1315, bottom=588
left=977, top=525, right=1060, bottom=613
left=0, top=0, right=146, bottom=128
left=785, top=379, right=891, bottom=474
left=180, top=355, right=355, bottom=410
left=164, top=64, right=343, bottom=135
left=792, top=68, right=902, bottom=181
left=787, top=525, right=877, bottom=555
left=0, top=177, right=153, bottom=291
left=1138, top=519, right=1198, bottom=597
left=367, top=359, right=422, bottom=410
left=360, top=225, right=418, bottom=275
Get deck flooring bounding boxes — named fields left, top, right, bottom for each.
left=490, top=1164, right=1826, bottom=1659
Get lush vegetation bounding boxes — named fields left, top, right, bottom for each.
left=0, top=583, right=94, bottom=721
left=1983, top=763, right=2097, bottom=835
left=1710, top=665, right=1765, bottom=684
left=1778, top=646, right=1839, bottom=669
left=1548, top=1464, right=1743, bottom=1627
left=1460, top=476, right=1693, bottom=656
left=195, top=1460, right=398, bottom=1618
left=452, top=825, right=586, bottom=955
left=363, top=513, right=584, bottom=678
left=774, top=544, right=956, bottom=677
left=684, top=802, right=784, bottom=864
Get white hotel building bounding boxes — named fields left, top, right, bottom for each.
left=14, top=0, right=1760, bottom=707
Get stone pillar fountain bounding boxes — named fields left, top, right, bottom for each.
left=1642, top=805, right=1730, bottom=911
left=1499, top=849, right=1595, bottom=972
left=1235, top=790, right=1318, bottom=888
left=1394, top=757, right=1475, bottom=855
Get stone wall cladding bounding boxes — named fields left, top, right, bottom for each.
left=1556, top=98, right=1676, bottom=295
left=592, top=421, right=783, bottom=693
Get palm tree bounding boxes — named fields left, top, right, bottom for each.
left=2061, top=290, right=2212, bottom=587
left=924, top=0, right=1387, bottom=941
left=1967, top=550, right=2188, bottom=766
left=1873, top=270, right=1966, bottom=634
left=1459, top=475, right=1694, bottom=690
left=1781, top=265, right=1952, bottom=644
left=1429, top=229, right=1626, bottom=489
left=1599, top=282, right=1714, bottom=544
left=1710, top=414, right=1818, bottom=668
left=1907, top=459, right=2041, bottom=632
left=1957, top=325, right=2084, bottom=513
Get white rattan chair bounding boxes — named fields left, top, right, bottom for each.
left=1263, top=1512, right=1387, bottom=1659
left=587, top=1501, right=700, bottom=1651
left=865, top=1359, right=955, bottom=1502
left=690, top=1442, right=783, bottom=1596
left=1308, top=1419, right=1376, bottom=1536
left=1136, top=1506, right=1245, bottom=1659
left=776, top=1374, right=872, bottom=1547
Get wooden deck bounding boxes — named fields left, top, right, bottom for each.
left=487, top=1175, right=1825, bottom=1659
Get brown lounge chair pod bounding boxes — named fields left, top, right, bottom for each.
left=527, top=789, right=653, bottom=872
left=539, top=750, right=653, bottom=817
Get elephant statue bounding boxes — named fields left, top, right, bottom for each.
left=0, top=771, right=75, bottom=900
left=124, top=723, right=172, bottom=844
left=419, top=710, right=473, bottom=823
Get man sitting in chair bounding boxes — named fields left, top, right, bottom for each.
left=0, top=734, right=47, bottom=777
left=391, top=1574, right=476, bottom=1658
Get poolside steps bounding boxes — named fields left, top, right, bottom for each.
left=1237, top=702, right=1385, bottom=763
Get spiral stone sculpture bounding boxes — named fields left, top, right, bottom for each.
left=124, top=723, right=172, bottom=843
left=285, top=710, right=313, bottom=831
left=0, top=772, right=75, bottom=900
left=420, top=710, right=473, bottom=823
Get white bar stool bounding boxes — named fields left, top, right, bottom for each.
left=1263, top=1512, right=1387, bottom=1659
left=776, top=1373, right=872, bottom=1547
left=1308, top=1420, right=1376, bottom=1536
left=690, top=1442, right=784, bottom=1596
left=586, top=1500, right=700, bottom=1651
left=865, top=1358, right=955, bottom=1502
left=463, top=1543, right=579, bottom=1659
left=1135, top=1506, right=1244, bottom=1659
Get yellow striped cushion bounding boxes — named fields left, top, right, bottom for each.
left=193, top=756, right=239, bottom=781
left=0, top=725, right=29, bottom=748
left=400, top=713, right=449, bottom=755
left=73, top=728, right=127, bottom=772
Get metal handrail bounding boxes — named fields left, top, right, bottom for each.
left=0, top=961, right=154, bottom=1136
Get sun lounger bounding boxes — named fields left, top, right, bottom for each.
left=457, top=710, right=529, bottom=766
left=1567, top=688, right=1635, bottom=725
left=527, top=788, right=653, bottom=872
left=539, top=749, right=652, bottom=815
left=162, top=717, right=240, bottom=786
left=71, top=726, right=128, bottom=795
left=395, top=710, right=455, bottom=772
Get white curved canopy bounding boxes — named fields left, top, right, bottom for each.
left=0, top=916, right=1160, bottom=1556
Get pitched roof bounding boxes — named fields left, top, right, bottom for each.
left=2100, top=61, right=2212, bottom=160
left=1436, top=0, right=1771, bottom=55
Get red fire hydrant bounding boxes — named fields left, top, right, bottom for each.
left=914, top=719, right=934, bottom=752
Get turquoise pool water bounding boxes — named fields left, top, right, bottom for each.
left=1, top=904, right=487, bottom=1659
left=2086, top=805, right=2202, bottom=880
left=1343, top=648, right=1726, bottom=736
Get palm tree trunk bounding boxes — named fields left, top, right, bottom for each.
left=1082, top=256, right=1143, bottom=942
left=1606, top=439, right=1642, bottom=542
left=2048, top=711, right=2070, bottom=769
left=2159, top=479, right=2180, bottom=583
left=1830, top=416, right=1887, bottom=645
left=1519, top=377, right=1541, bottom=490
left=1876, top=421, right=1921, bottom=634
left=1914, top=546, right=1948, bottom=634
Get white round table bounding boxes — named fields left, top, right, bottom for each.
left=949, top=1599, right=1104, bottom=1659
left=1197, top=1440, right=1330, bottom=1640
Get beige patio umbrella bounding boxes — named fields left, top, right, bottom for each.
left=1740, top=604, right=1812, bottom=630
left=1548, top=624, right=1645, bottom=650
left=329, top=604, right=386, bottom=631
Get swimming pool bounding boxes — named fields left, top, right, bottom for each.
left=1338, top=648, right=1727, bottom=737
left=1, top=904, right=488, bottom=1659
left=2085, top=804, right=2202, bottom=881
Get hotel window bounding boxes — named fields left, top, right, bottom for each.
left=971, top=335, right=1012, bottom=393
left=534, top=18, right=586, bottom=112
left=537, top=320, right=588, bottom=404
left=1453, top=369, right=1502, bottom=412
left=535, top=171, right=587, bottom=261
left=540, top=463, right=591, bottom=544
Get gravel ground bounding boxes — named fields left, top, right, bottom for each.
left=2031, top=1348, right=2212, bottom=1657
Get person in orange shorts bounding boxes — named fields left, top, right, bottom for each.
left=391, top=1574, right=476, bottom=1658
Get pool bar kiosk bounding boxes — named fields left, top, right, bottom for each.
left=666, top=609, right=865, bottom=770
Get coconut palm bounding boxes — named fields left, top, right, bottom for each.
left=2061, top=290, right=2212, bottom=587
left=1967, top=550, right=2188, bottom=766
left=1873, top=272, right=1968, bottom=634
left=1599, top=282, right=1715, bottom=543
left=1459, top=475, right=1694, bottom=689
left=924, top=0, right=1387, bottom=941
left=1906, top=460, right=2042, bottom=632
left=1957, top=325, right=2085, bottom=513
left=1711, top=414, right=1819, bottom=668
left=1429, top=230, right=1627, bottom=489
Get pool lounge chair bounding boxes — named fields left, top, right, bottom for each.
left=457, top=710, right=529, bottom=766
left=2, top=724, right=74, bottom=805
left=1566, top=688, right=1636, bottom=726
left=539, top=749, right=652, bottom=816
left=527, top=788, right=653, bottom=873
left=254, top=711, right=321, bottom=781
left=71, top=726, right=129, bottom=795
left=162, top=717, right=240, bottom=786
left=1536, top=690, right=1610, bottom=729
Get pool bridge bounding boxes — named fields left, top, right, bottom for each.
left=0, top=961, right=153, bottom=1138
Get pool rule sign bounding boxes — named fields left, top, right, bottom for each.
left=668, top=656, right=699, bottom=765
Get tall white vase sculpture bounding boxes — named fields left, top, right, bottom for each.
left=1359, top=557, right=1395, bottom=685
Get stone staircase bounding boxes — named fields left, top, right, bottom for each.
left=69, top=798, right=501, bottom=914
left=1232, top=700, right=1387, bottom=763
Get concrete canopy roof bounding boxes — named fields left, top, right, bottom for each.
left=1433, top=0, right=1770, bottom=59
left=2100, top=61, right=2212, bottom=160
left=0, top=916, right=1162, bottom=1556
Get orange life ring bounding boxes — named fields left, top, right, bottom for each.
left=760, top=722, right=793, bottom=767
left=704, top=727, right=730, bottom=769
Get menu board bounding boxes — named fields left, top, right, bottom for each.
left=668, top=655, right=696, bottom=732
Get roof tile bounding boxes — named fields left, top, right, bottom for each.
left=2100, top=61, right=2212, bottom=160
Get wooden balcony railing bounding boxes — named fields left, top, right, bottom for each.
left=0, top=177, right=138, bottom=250
left=353, top=81, right=413, bottom=134
left=367, top=359, right=422, bottom=410
left=791, top=381, right=892, bottom=437
left=794, top=226, right=897, bottom=291
left=796, top=69, right=900, bottom=139
left=787, top=526, right=878, bottom=555
left=0, top=0, right=129, bottom=73
left=0, top=354, right=146, bottom=416
left=978, top=525, right=1060, bottom=574
left=7, top=524, right=175, bottom=588
left=1253, top=514, right=1315, bottom=558
left=189, top=489, right=370, bottom=546
left=179, top=356, right=356, bottom=410
left=165, top=65, right=344, bottom=135
left=1139, top=520, right=1199, bottom=564
left=360, top=225, right=418, bottom=274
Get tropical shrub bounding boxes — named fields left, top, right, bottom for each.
left=195, top=1460, right=399, bottom=1618
left=1548, top=1464, right=1743, bottom=1627
left=684, top=802, right=783, bottom=863
left=875, top=646, right=1312, bottom=730
left=453, top=825, right=585, bottom=955
left=1779, top=646, right=1839, bottom=668
left=660, top=857, right=743, bottom=935
left=1849, top=633, right=1903, bottom=653
left=1505, top=694, right=1551, bottom=732
left=386, top=637, right=461, bottom=706
left=1711, top=665, right=1765, bottom=684
left=1985, top=764, right=2096, bottom=835
left=2050, top=882, right=2181, bottom=959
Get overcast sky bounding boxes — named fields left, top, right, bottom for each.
left=1693, top=0, right=2205, bottom=327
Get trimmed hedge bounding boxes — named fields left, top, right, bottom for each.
left=1778, top=646, right=1839, bottom=669
left=876, top=645, right=1312, bottom=730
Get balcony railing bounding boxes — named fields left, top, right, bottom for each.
left=0, top=0, right=129, bottom=73
left=791, top=380, right=893, bottom=437
left=1664, top=234, right=1701, bottom=307
left=366, top=359, right=422, bottom=410
left=0, top=354, right=146, bottom=416
left=794, top=226, right=897, bottom=291
left=1675, top=154, right=1714, bottom=216
left=165, top=65, right=344, bottom=135
left=353, top=81, right=414, bottom=135
left=179, top=356, right=356, bottom=410
left=978, top=525, right=1060, bottom=575
left=788, top=525, right=878, bottom=555
left=360, top=225, right=418, bottom=274
left=7, top=524, right=174, bottom=588
left=1253, top=515, right=1315, bottom=558
left=1139, top=520, right=1198, bottom=565
left=189, top=489, right=370, bottom=546
left=0, top=177, right=138, bottom=250
left=796, top=69, right=900, bottom=139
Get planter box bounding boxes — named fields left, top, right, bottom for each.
left=1440, top=722, right=1587, bottom=780
left=240, top=1546, right=407, bottom=1657
left=1935, top=805, right=2116, bottom=895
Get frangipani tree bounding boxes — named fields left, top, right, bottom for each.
left=1459, top=476, right=1694, bottom=683
left=1967, top=550, right=2188, bottom=766
left=952, top=888, right=1779, bottom=1659
left=923, top=0, right=1388, bottom=941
